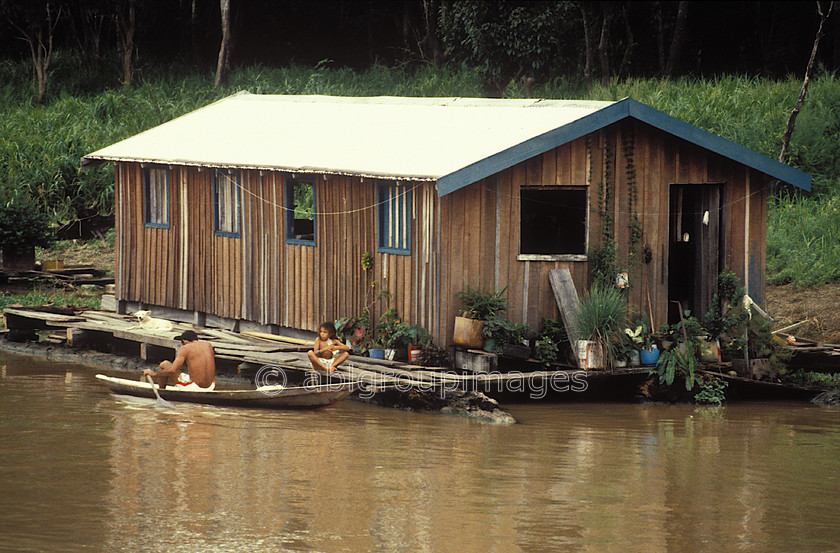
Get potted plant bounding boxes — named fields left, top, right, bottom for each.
left=534, top=337, right=559, bottom=367
left=481, top=314, right=508, bottom=353
left=535, top=318, right=568, bottom=366
left=375, top=308, right=403, bottom=360
left=627, top=317, right=658, bottom=366
left=623, top=324, right=644, bottom=366
left=574, top=284, right=628, bottom=369
left=500, top=321, right=532, bottom=359
left=367, top=339, right=386, bottom=359
left=453, top=283, right=508, bottom=348
left=389, top=321, right=431, bottom=362
left=613, top=333, right=636, bottom=367
left=336, top=314, right=369, bottom=353
left=481, top=315, right=531, bottom=358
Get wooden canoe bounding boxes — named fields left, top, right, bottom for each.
left=95, top=374, right=355, bottom=408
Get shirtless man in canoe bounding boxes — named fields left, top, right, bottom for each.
left=142, top=330, right=216, bottom=390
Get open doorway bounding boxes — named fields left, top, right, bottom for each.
left=668, top=184, right=724, bottom=324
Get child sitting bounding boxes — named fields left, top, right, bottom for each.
left=307, top=321, right=351, bottom=373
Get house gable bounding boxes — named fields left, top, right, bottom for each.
left=436, top=97, right=811, bottom=196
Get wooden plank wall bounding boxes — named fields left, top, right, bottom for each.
left=437, top=120, right=766, bottom=341
left=116, top=164, right=441, bottom=340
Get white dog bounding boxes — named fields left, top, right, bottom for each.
left=132, top=310, right=174, bottom=332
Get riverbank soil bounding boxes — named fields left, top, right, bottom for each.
left=765, top=284, right=840, bottom=344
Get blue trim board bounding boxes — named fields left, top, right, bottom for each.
left=436, top=97, right=811, bottom=196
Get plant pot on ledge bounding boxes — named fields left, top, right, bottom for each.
left=453, top=316, right=484, bottom=349
left=501, top=343, right=531, bottom=359
left=577, top=339, right=606, bottom=370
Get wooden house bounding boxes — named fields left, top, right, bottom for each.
left=82, top=93, right=810, bottom=346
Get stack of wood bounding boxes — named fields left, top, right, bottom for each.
left=1, top=264, right=114, bottom=286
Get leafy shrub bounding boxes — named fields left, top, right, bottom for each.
left=653, top=344, right=701, bottom=391
left=418, top=345, right=451, bottom=368
left=694, top=378, right=729, bottom=404
left=456, top=283, right=508, bottom=320
left=0, top=202, right=55, bottom=256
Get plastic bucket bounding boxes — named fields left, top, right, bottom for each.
left=408, top=346, right=422, bottom=363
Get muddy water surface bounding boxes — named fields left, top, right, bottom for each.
left=1, top=350, right=839, bottom=552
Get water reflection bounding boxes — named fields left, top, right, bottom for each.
left=1, top=350, right=840, bottom=553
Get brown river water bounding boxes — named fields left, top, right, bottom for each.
left=1, top=350, right=839, bottom=553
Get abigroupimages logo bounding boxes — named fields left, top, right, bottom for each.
left=255, top=364, right=369, bottom=397
left=254, top=365, right=288, bottom=396
left=254, top=364, right=587, bottom=399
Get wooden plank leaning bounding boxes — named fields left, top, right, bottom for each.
left=548, top=268, right=581, bottom=368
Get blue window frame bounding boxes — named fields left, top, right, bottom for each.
left=377, top=182, right=411, bottom=255
left=285, top=177, right=315, bottom=246
left=213, top=169, right=241, bottom=237
left=143, top=166, right=170, bottom=229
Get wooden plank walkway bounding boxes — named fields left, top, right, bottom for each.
left=1, top=306, right=649, bottom=397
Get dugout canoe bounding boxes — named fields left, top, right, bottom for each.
left=95, top=374, right=355, bottom=408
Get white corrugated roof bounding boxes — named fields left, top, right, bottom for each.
left=83, top=92, right=812, bottom=193
left=83, top=92, right=614, bottom=182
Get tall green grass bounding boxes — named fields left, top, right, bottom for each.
left=768, top=195, right=840, bottom=287
left=0, top=288, right=101, bottom=321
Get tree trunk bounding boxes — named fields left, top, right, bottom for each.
left=664, top=1, right=688, bottom=78
left=654, top=1, right=666, bottom=74
left=191, top=0, right=202, bottom=63
left=597, top=5, right=614, bottom=83
left=116, top=0, right=136, bottom=88
left=11, top=3, right=60, bottom=105
left=779, top=1, right=834, bottom=164
left=616, top=2, right=636, bottom=81
left=578, top=2, right=598, bottom=83
left=420, top=0, right=441, bottom=63
left=215, top=0, right=231, bottom=88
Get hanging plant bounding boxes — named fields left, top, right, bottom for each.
left=622, top=127, right=643, bottom=250
left=589, top=131, right=619, bottom=289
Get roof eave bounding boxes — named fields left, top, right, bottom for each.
left=80, top=155, right=438, bottom=183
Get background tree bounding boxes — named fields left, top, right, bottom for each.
left=115, top=0, right=136, bottom=87
left=664, top=1, right=689, bottom=77
left=215, top=0, right=231, bottom=87
left=439, top=0, right=579, bottom=95
left=779, top=1, right=835, bottom=164
left=4, top=0, right=64, bottom=104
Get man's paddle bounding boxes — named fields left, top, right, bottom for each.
left=146, top=374, right=176, bottom=409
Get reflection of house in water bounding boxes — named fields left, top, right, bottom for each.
left=83, top=95, right=809, bottom=343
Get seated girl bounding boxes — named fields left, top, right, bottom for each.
left=307, top=321, right=351, bottom=373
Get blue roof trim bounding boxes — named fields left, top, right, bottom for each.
left=436, top=97, right=811, bottom=196
left=437, top=103, right=628, bottom=196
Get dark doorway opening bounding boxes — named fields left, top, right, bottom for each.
left=668, top=184, right=724, bottom=324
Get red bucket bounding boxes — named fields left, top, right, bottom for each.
left=408, top=345, right=422, bottom=363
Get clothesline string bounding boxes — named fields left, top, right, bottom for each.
left=215, top=172, right=765, bottom=219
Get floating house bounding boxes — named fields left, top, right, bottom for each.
left=82, top=93, right=810, bottom=345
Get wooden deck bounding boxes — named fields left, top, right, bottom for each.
left=1, top=306, right=651, bottom=400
